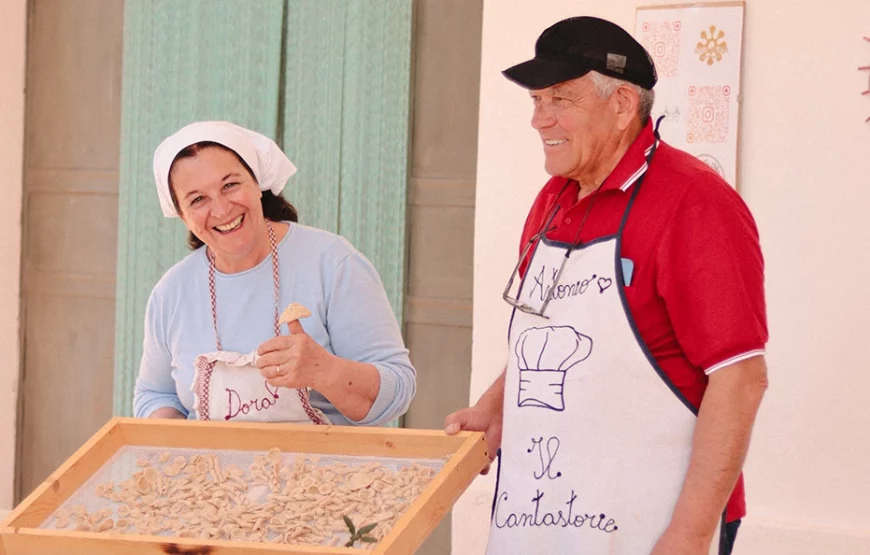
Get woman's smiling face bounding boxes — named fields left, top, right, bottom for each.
left=170, top=145, right=269, bottom=272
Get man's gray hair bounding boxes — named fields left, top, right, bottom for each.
left=588, top=71, right=655, bottom=122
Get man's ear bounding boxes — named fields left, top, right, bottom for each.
left=613, top=84, right=641, bottom=131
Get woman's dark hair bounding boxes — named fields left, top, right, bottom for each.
left=167, top=141, right=298, bottom=250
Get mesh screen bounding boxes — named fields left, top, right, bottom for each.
left=41, top=445, right=445, bottom=549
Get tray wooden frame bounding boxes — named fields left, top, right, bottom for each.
left=0, top=418, right=489, bottom=555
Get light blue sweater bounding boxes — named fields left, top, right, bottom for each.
left=133, top=223, right=416, bottom=426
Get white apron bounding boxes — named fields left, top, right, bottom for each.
left=189, top=223, right=328, bottom=425
left=487, top=150, right=724, bottom=554
left=191, top=349, right=328, bottom=423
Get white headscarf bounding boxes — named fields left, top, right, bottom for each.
left=153, top=121, right=297, bottom=218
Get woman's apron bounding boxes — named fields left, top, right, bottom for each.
left=190, top=223, right=328, bottom=424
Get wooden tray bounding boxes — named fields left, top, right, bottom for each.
left=0, top=418, right=489, bottom=555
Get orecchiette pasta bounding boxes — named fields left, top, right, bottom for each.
left=51, top=448, right=440, bottom=549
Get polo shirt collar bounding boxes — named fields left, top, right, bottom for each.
left=599, top=119, right=658, bottom=194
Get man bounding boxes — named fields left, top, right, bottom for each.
left=445, top=16, right=768, bottom=555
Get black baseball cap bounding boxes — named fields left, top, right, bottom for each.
left=503, top=16, right=657, bottom=90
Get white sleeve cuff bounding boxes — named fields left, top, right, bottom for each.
left=704, top=349, right=766, bottom=375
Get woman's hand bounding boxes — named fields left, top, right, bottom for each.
left=255, top=320, right=336, bottom=390
left=148, top=406, right=187, bottom=419
left=256, top=320, right=381, bottom=421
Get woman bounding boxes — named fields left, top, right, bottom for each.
left=133, top=121, right=415, bottom=426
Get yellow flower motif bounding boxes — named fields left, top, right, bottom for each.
left=695, top=25, right=728, bottom=66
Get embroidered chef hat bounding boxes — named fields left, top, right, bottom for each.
left=153, top=121, right=297, bottom=218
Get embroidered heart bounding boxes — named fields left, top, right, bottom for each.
left=597, top=277, right=613, bottom=293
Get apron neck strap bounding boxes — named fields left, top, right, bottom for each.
left=207, top=223, right=281, bottom=351
left=617, top=120, right=662, bottom=236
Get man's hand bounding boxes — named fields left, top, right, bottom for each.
left=650, top=526, right=712, bottom=555
left=444, top=371, right=506, bottom=474
left=444, top=405, right=503, bottom=472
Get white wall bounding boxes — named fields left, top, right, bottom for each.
left=0, top=0, right=26, bottom=514
left=458, top=0, right=870, bottom=553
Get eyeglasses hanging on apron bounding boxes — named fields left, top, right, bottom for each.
left=191, top=223, right=329, bottom=425
left=502, top=176, right=603, bottom=318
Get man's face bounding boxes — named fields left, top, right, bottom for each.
left=529, top=75, right=620, bottom=181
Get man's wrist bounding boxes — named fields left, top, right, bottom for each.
left=667, top=509, right=718, bottom=544
left=476, top=371, right=506, bottom=412
left=474, top=390, right=503, bottom=420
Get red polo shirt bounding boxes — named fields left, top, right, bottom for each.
left=518, top=120, right=767, bottom=522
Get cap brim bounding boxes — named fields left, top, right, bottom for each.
left=502, top=57, right=593, bottom=89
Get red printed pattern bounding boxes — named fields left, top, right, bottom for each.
left=192, top=358, right=216, bottom=421
left=687, top=85, right=731, bottom=144
left=640, top=21, right=682, bottom=78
